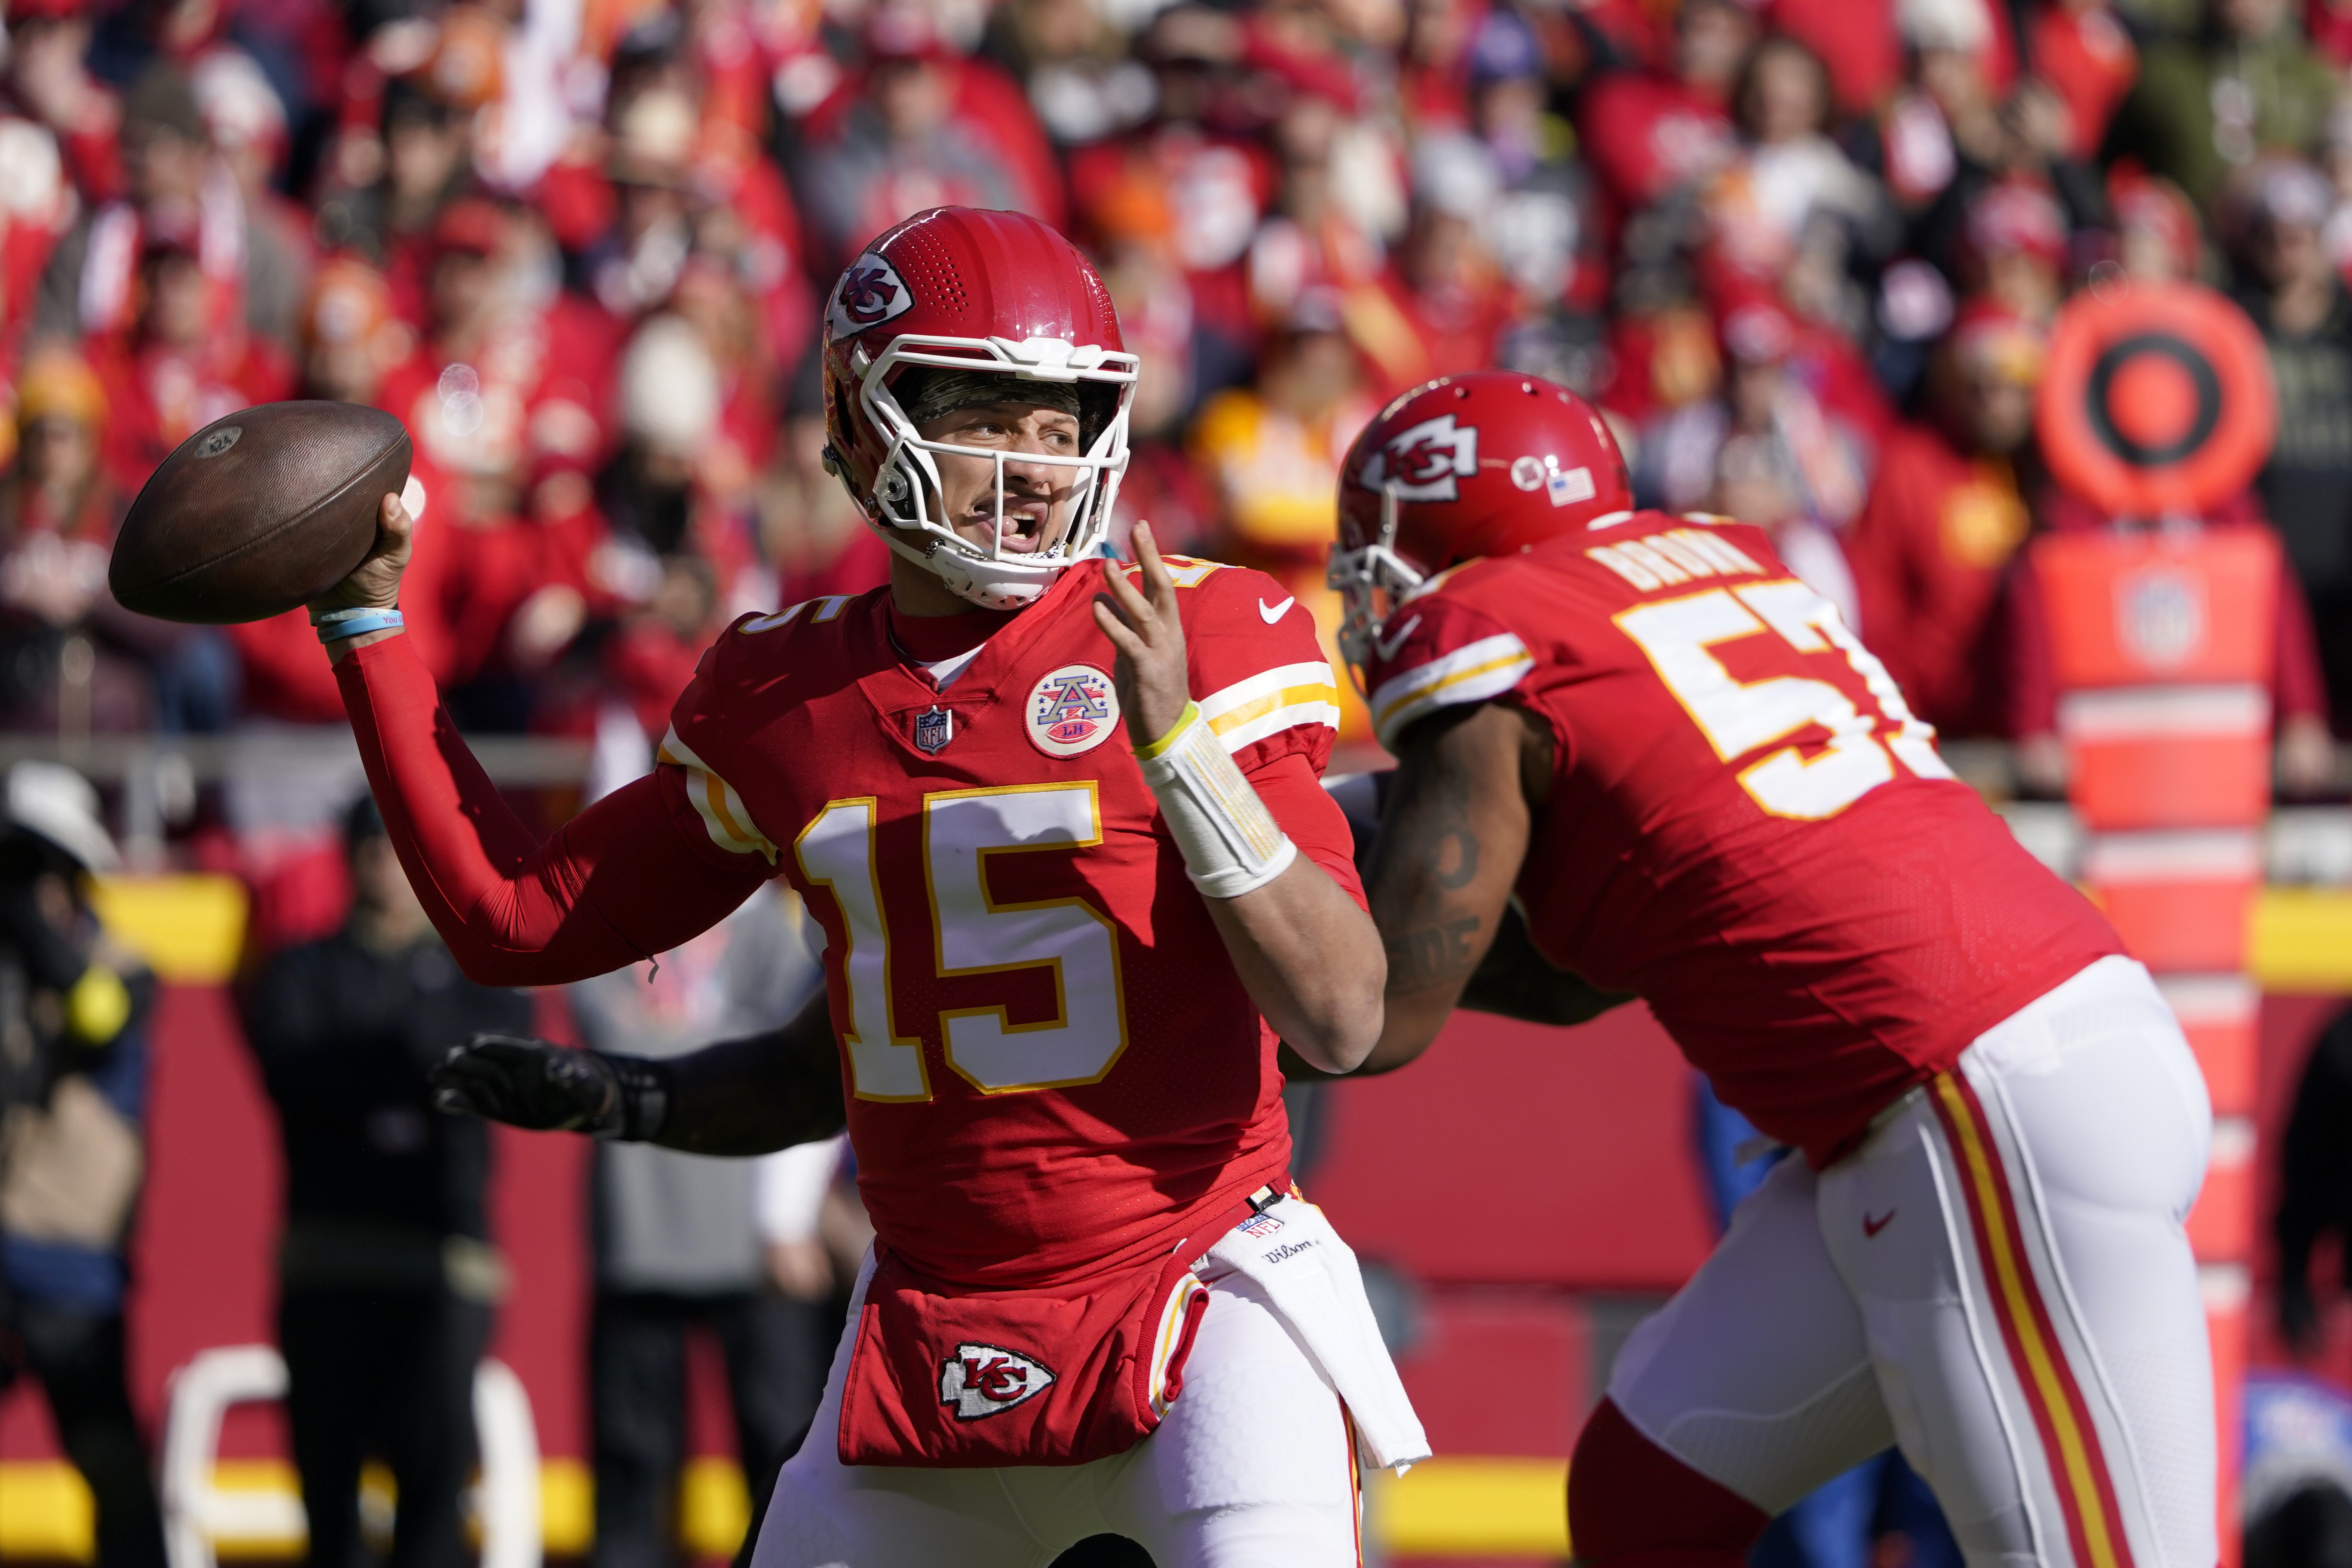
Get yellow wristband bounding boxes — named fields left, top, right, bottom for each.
left=1132, top=701, right=1202, bottom=762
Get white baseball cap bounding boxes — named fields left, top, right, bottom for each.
left=8, top=761, right=120, bottom=874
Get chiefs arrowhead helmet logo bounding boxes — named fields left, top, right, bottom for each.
left=939, top=1342, right=1057, bottom=1419
left=1359, top=413, right=1480, bottom=502
left=827, top=254, right=916, bottom=340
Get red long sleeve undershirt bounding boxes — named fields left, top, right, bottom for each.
left=335, top=631, right=1364, bottom=989
left=335, top=632, right=771, bottom=987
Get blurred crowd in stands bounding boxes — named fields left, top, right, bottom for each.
left=6, top=0, right=2352, bottom=791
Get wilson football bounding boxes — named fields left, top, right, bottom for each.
left=108, top=402, right=411, bottom=625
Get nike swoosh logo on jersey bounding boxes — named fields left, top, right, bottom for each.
left=1863, top=1209, right=1896, bottom=1237
left=1371, top=615, right=1421, bottom=664
left=1258, top=596, right=1295, bottom=625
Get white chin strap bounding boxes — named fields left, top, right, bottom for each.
left=899, top=531, right=1068, bottom=611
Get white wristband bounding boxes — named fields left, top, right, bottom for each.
left=1134, top=701, right=1297, bottom=899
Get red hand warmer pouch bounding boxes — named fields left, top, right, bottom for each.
left=837, top=1239, right=1219, bottom=1468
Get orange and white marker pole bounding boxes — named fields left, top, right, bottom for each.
left=2032, top=521, right=2275, bottom=1561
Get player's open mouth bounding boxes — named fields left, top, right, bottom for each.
left=975, top=504, right=1051, bottom=554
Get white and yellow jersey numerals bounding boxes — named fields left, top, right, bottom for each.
left=797, top=786, right=1130, bottom=1102
left=796, top=799, right=929, bottom=1102
left=925, top=784, right=1127, bottom=1093
left=1614, top=579, right=1948, bottom=822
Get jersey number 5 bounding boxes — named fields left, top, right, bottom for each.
left=793, top=785, right=1128, bottom=1102
left=1615, top=579, right=1952, bottom=820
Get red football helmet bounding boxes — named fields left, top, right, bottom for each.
left=1329, top=371, right=1632, bottom=667
left=821, top=208, right=1140, bottom=609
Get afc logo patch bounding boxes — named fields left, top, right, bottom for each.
left=914, top=706, right=955, bottom=755
left=827, top=253, right=915, bottom=339
left=1359, top=413, right=1479, bottom=502
left=940, top=1342, right=1057, bottom=1420
left=1026, top=664, right=1119, bottom=757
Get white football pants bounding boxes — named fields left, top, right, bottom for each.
left=747, top=1253, right=1362, bottom=1568
left=1608, top=955, right=2218, bottom=1568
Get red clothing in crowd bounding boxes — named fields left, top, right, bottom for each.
left=1768, top=0, right=1900, bottom=115
left=1844, top=421, right=2036, bottom=735
left=226, top=447, right=464, bottom=723
left=2028, top=6, right=2138, bottom=161
left=93, top=333, right=295, bottom=496
left=1575, top=70, right=1734, bottom=213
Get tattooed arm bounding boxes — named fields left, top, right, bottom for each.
left=1355, top=702, right=1563, bottom=1074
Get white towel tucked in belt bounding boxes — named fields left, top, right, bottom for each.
left=1203, top=1196, right=1432, bottom=1474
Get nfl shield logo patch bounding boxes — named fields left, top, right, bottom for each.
left=1025, top=664, right=1120, bottom=758
left=915, top=706, right=955, bottom=755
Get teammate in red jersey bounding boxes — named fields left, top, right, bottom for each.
left=308, top=208, right=1426, bottom=1565
left=1326, top=371, right=2214, bottom=1568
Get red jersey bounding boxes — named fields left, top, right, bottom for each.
left=656, top=557, right=1355, bottom=1288
left=1363, top=511, right=2121, bottom=1165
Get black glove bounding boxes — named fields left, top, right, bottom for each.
left=431, top=1033, right=670, bottom=1141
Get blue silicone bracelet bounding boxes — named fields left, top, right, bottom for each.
left=316, top=609, right=404, bottom=644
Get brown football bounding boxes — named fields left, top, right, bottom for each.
left=108, top=402, right=411, bottom=625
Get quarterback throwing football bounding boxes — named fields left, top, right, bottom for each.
left=310, top=208, right=1426, bottom=1566
left=1331, top=371, right=2213, bottom=1568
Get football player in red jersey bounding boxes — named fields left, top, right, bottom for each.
left=306, top=208, right=1427, bottom=1565
left=1326, top=371, right=2215, bottom=1568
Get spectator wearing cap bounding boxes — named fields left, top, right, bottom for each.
left=1574, top=0, right=1748, bottom=214
left=2227, top=156, right=2352, bottom=727
left=2, top=347, right=117, bottom=547
left=2111, top=169, right=2207, bottom=283
left=1952, top=178, right=2070, bottom=325
left=2109, top=0, right=2338, bottom=208
left=0, top=761, right=164, bottom=1568
left=1843, top=301, right=2046, bottom=735
left=242, top=795, right=532, bottom=1568
left=0, top=347, right=199, bottom=739
left=32, top=59, right=301, bottom=360
left=795, top=6, right=1064, bottom=273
